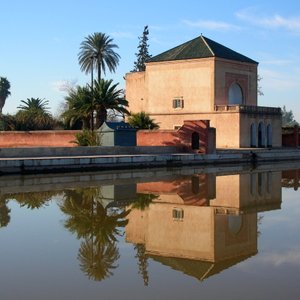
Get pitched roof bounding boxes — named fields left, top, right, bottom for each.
left=150, top=252, right=257, bottom=281
left=147, top=35, right=258, bottom=65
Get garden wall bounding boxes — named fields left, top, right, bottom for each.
left=282, top=126, right=299, bottom=147
left=137, top=120, right=215, bottom=154
left=0, top=120, right=215, bottom=154
left=0, top=130, right=79, bottom=147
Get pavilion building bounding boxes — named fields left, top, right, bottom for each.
left=125, top=35, right=282, bottom=148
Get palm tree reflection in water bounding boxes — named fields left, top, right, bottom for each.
left=59, top=187, right=130, bottom=281
left=0, top=199, right=10, bottom=228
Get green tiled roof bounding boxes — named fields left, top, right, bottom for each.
left=148, top=35, right=258, bottom=64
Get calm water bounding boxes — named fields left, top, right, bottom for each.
left=1, top=164, right=300, bottom=300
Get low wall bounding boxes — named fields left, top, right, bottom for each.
left=0, top=145, right=182, bottom=158
left=137, top=120, right=213, bottom=154
left=282, top=126, right=299, bottom=147
left=0, top=120, right=214, bottom=153
left=0, top=130, right=79, bottom=147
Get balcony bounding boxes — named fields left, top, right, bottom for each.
left=214, top=105, right=281, bottom=115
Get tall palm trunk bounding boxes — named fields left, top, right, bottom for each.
left=0, top=96, right=4, bottom=114
left=97, top=60, right=101, bottom=83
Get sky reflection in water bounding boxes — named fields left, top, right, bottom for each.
left=0, top=166, right=300, bottom=300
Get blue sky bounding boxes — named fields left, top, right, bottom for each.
left=1, top=0, right=300, bottom=119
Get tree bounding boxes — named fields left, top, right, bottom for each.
left=15, top=98, right=55, bottom=130
left=78, top=32, right=120, bottom=82
left=282, top=105, right=299, bottom=127
left=78, top=239, right=120, bottom=281
left=127, top=111, right=159, bottom=129
left=60, top=187, right=130, bottom=281
left=134, top=243, right=149, bottom=286
left=0, top=199, right=11, bottom=228
left=61, top=86, right=93, bottom=129
left=257, top=74, right=264, bottom=96
left=0, top=77, right=11, bottom=114
left=62, top=80, right=129, bottom=130
left=132, top=26, right=152, bottom=72
left=93, top=79, right=129, bottom=128
left=0, top=114, right=17, bottom=131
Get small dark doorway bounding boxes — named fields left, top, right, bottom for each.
left=191, top=176, right=200, bottom=194
left=192, top=132, right=200, bottom=150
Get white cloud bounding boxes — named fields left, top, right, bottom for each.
left=257, top=249, right=300, bottom=267
left=52, top=79, right=78, bottom=93
left=183, top=19, right=240, bottom=31
left=236, top=8, right=300, bottom=32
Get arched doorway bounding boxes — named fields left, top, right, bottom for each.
left=258, top=122, right=265, bottom=148
left=267, top=124, right=272, bottom=147
left=191, top=132, right=200, bottom=150
left=228, top=82, right=243, bottom=105
left=250, top=123, right=256, bottom=147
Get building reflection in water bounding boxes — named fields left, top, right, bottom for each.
left=0, top=167, right=294, bottom=283
left=125, top=171, right=282, bottom=282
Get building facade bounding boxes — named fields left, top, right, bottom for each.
left=125, top=35, right=282, bottom=148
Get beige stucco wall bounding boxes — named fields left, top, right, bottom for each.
left=125, top=202, right=257, bottom=262
left=214, top=59, right=257, bottom=106
left=240, top=113, right=282, bottom=147
left=126, top=58, right=215, bottom=115
left=211, top=172, right=282, bottom=210
left=145, top=204, right=215, bottom=260
left=125, top=71, right=146, bottom=112
left=125, top=55, right=282, bottom=148
left=148, top=111, right=241, bottom=148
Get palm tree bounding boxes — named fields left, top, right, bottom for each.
left=78, top=239, right=120, bottom=281
left=18, top=97, right=50, bottom=111
left=0, top=199, right=11, bottom=228
left=93, top=79, right=129, bottom=128
left=15, top=98, right=55, bottom=130
left=60, top=187, right=130, bottom=281
left=127, top=111, right=159, bottom=129
left=78, top=32, right=120, bottom=82
left=0, top=77, right=11, bottom=114
left=60, top=188, right=130, bottom=243
left=61, top=86, right=92, bottom=129
left=134, top=243, right=149, bottom=286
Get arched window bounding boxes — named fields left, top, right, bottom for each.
left=258, top=122, right=265, bottom=148
left=228, top=82, right=243, bottom=105
left=267, top=124, right=272, bottom=147
left=228, top=215, right=243, bottom=235
left=250, top=123, right=256, bottom=147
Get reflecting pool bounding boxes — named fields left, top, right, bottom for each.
left=1, top=163, right=300, bottom=299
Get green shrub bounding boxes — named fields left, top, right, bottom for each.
left=72, top=129, right=101, bottom=146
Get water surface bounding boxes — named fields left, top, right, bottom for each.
left=1, top=165, right=300, bottom=299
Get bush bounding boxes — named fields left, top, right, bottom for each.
left=0, top=114, right=17, bottom=131
left=72, top=130, right=102, bottom=146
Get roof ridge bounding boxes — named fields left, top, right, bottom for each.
left=147, top=35, right=258, bottom=64
left=201, top=35, right=214, bottom=56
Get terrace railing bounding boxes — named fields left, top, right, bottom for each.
left=214, top=105, right=281, bottom=115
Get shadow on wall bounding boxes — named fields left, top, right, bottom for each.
left=137, top=120, right=215, bottom=154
